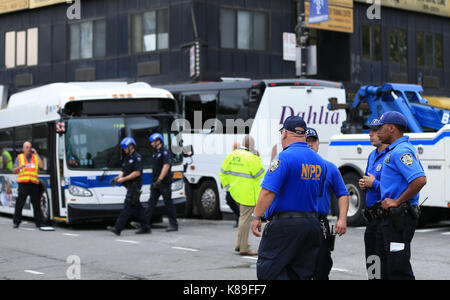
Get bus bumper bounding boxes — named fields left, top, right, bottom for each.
left=67, top=197, right=186, bottom=224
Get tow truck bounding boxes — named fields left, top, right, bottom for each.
left=327, top=83, right=450, bottom=226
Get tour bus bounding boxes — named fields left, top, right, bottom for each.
left=0, top=82, right=187, bottom=224
left=159, top=79, right=347, bottom=219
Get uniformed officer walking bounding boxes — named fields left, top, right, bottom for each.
left=251, top=116, right=327, bottom=280
left=137, top=133, right=178, bottom=234
left=372, top=111, right=427, bottom=280
left=306, top=128, right=349, bottom=280
left=108, top=137, right=145, bottom=236
left=12, top=141, right=45, bottom=229
left=358, top=119, right=389, bottom=279
left=219, top=136, right=265, bottom=255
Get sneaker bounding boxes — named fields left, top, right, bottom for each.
left=135, top=228, right=151, bottom=234
left=107, top=226, right=121, bottom=236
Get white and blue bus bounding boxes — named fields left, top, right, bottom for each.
left=0, top=82, right=187, bottom=224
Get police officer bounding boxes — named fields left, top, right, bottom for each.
left=12, top=141, right=45, bottom=229
left=137, top=133, right=178, bottom=234
left=306, top=127, right=349, bottom=280
left=219, top=136, right=265, bottom=255
left=372, top=111, right=427, bottom=280
left=108, top=137, right=145, bottom=236
left=251, top=116, right=327, bottom=280
left=358, top=119, right=389, bottom=279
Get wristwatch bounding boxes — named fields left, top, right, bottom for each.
left=251, top=213, right=262, bottom=221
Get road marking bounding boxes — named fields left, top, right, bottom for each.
left=416, top=228, right=442, bottom=233
left=21, top=228, right=36, bottom=231
left=172, top=246, right=199, bottom=252
left=63, top=233, right=80, bottom=237
left=115, top=239, right=140, bottom=244
left=24, top=270, right=44, bottom=275
left=356, top=227, right=366, bottom=230
left=331, top=267, right=352, bottom=273
left=241, top=256, right=258, bottom=260
left=441, top=232, right=450, bottom=235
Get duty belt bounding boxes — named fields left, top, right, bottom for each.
left=363, top=202, right=385, bottom=222
left=271, top=211, right=318, bottom=220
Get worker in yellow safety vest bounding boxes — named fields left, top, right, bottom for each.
left=12, top=141, right=44, bottom=229
left=219, top=136, right=265, bottom=256
left=0, top=147, right=13, bottom=171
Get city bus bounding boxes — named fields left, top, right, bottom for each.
left=159, top=79, right=347, bottom=219
left=0, top=82, right=187, bottom=224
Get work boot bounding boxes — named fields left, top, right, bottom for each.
left=166, top=227, right=178, bottom=232
left=135, top=228, right=151, bottom=234
left=107, top=226, right=121, bottom=236
left=13, top=223, right=19, bottom=229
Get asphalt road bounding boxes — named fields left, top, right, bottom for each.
left=0, top=215, right=449, bottom=280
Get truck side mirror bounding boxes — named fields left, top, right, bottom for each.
left=182, top=145, right=194, bottom=158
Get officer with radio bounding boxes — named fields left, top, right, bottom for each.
left=305, top=127, right=349, bottom=280
left=108, top=137, right=145, bottom=236
left=359, top=119, right=389, bottom=279
left=371, top=111, right=426, bottom=280
left=251, top=116, right=327, bottom=280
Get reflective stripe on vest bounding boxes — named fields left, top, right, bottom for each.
left=17, top=154, right=39, bottom=184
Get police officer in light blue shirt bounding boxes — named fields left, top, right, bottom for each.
left=306, top=128, right=349, bottom=280
left=359, top=119, right=389, bottom=279
left=371, top=111, right=426, bottom=280
left=251, top=116, right=327, bottom=280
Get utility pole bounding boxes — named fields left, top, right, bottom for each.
left=295, top=0, right=309, bottom=78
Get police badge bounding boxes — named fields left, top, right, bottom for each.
left=269, top=160, right=280, bottom=173
left=376, top=163, right=382, bottom=172
left=385, top=153, right=391, bottom=163
left=400, top=153, right=413, bottom=167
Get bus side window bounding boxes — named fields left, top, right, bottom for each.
left=0, top=129, right=14, bottom=173
left=218, top=89, right=252, bottom=134
left=33, top=124, right=49, bottom=172
left=183, top=92, right=218, bottom=132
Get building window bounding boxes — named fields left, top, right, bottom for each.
left=131, top=8, right=169, bottom=53
left=389, top=29, right=407, bottom=65
left=70, top=19, right=106, bottom=60
left=220, top=8, right=268, bottom=51
left=4, top=28, right=38, bottom=69
left=417, top=32, right=443, bottom=69
left=361, top=25, right=381, bottom=62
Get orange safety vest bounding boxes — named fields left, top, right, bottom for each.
left=17, top=154, right=39, bottom=184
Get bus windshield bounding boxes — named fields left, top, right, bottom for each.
left=65, top=115, right=182, bottom=170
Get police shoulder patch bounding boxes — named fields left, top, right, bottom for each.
left=400, top=153, right=413, bottom=167
left=269, top=160, right=280, bottom=173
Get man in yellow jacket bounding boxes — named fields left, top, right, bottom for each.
left=219, top=136, right=265, bottom=255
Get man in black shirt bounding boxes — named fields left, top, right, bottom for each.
left=108, top=137, right=145, bottom=236
left=137, top=133, right=178, bottom=234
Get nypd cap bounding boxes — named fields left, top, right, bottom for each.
left=280, top=116, right=307, bottom=135
left=371, top=111, right=408, bottom=128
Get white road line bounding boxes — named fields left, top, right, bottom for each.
left=115, top=239, right=140, bottom=244
left=416, top=228, right=442, bottom=233
left=441, top=232, right=450, bottom=235
left=356, top=227, right=366, bottom=230
left=241, top=256, right=258, bottom=260
left=63, top=233, right=80, bottom=237
left=21, top=228, right=36, bottom=231
left=172, top=246, right=199, bottom=252
left=24, top=270, right=44, bottom=275
left=331, top=267, right=352, bottom=273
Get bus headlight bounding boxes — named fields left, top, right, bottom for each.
left=68, top=185, right=93, bottom=197
left=171, top=180, right=184, bottom=192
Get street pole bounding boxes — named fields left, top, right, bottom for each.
left=296, top=0, right=309, bottom=78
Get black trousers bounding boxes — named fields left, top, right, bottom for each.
left=13, top=182, right=42, bottom=227
left=378, top=214, right=417, bottom=280
left=313, top=216, right=333, bottom=280
left=143, top=183, right=178, bottom=230
left=114, top=183, right=145, bottom=232
left=364, top=218, right=383, bottom=280
left=257, top=217, right=321, bottom=280
left=226, top=192, right=240, bottom=221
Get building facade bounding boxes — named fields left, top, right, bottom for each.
left=0, top=0, right=449, bottom=96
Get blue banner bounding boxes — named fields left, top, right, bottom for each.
left=308, top=0, right=329, bottom=24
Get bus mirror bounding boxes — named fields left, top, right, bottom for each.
left=56, top=120, right=66, bottom=134
left=249, top=89, right=260, bottom=103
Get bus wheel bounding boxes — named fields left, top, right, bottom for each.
left=343, top=172, right=366, bottom=227
left=195, top=181, right=221, bottom=220
left=39, top=186, right=51, bottom=225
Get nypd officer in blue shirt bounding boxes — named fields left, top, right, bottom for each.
left=372, top=111, right=426, bottom=280
left=251, top=116, right=327, bottom=280
left=108, top=137, right=145, bottom=236
left=358, top=119, right=389, bottom=279
left=137, top=133, right=178, bottom=234
left=306, top=127, right=349, bottom=280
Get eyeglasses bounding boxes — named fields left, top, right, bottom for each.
left=279, top=128, right=306, bottom=135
